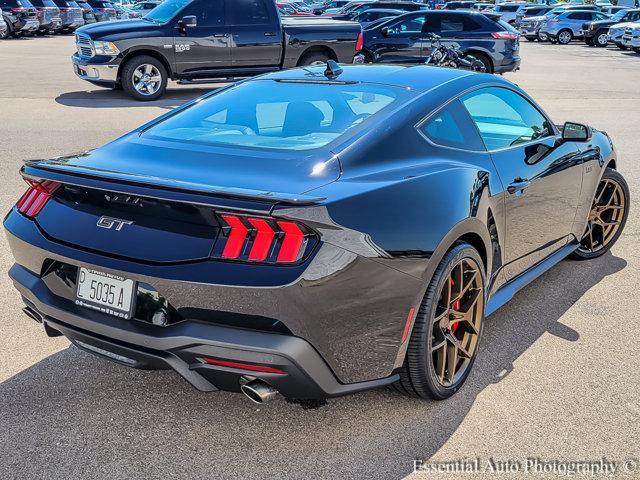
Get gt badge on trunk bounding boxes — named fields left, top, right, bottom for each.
left=97, top=216, right=133, bottom=231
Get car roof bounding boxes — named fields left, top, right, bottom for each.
left=255, top=64, right=510, bottom=93
left=359, top=8, right=404, bottom=13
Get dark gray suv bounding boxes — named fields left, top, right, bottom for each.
left=359, top=11, right=521, bottom=74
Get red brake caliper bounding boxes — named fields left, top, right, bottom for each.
left=451, top=277, right=460, bottom=334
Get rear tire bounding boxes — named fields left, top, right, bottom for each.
left=525, top=35, right=537, bottom=42
left=616, top=42, right=628, bottom=50
left=298, top=51, right=331, bottom=66
left=633, top=47, right=640, bottom=54
left=469, top=52, right=492, bottom=73
left=121, top=55, right=167, bottom=101
left=393, top=242, right=486, bottom=400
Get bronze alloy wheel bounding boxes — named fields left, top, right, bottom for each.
left=431, top=258, right=484, bottom=387
left=578, top=177, right=626, bottom=254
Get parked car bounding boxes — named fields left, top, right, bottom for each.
left=0, top=11, right=7, bottom=37
left=539, top=9, right=609, bottom=44
left=329, top=1, right=424, bottom=21
left=51, top=0, right=84, bottom=31
left=277, top=2, right=314, bottom=16
left=621, top=23, right=640, bottom=51
left=582, top=8, right=640, bottom=46
left=29, top=0, right=62, bottom=33
left=358, top=10, right=520, bottom=74
left=353, top=8, right=403, bottom=27
left=0, top=0, right=40, bottom=36
left=515, top=5, right=556, bottom=27
left=86, top=0, right=115, bottom=20
left=127, top=0, right=160, bottom=16
left=601, top=6, right=629, bottom=16
left=5, top=63, right=628, bottom=404
left=490, top=2, right=532, bottom=25
left=75, top=0, right=97, bottom=24
left=73, top=0, right=362, bottom=100
left=607, top=20, right=638, bottom=48
left=442, top=1, right=477, bottom=10
left=472, top=3, right=493, bottom=11
left=312, top=0, right=350, bottom=14
left=111, top=2, right=135, bottom=19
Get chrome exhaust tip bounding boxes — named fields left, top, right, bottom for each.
left=240, top=380, right=278, bottom=404
left=22, top=306, right=43, bottom=323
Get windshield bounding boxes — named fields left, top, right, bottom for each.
left=144, top=79, right=409, bottom=151
left=145, top=0, right=190, bottom=22
left=611, top=10, right=628, bottom=21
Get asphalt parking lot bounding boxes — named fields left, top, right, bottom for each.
left=1, top=35, right=639, bottom=480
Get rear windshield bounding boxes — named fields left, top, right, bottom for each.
left=144, top=80, right=409, bottom=151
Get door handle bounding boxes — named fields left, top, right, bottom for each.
left=507, top=179, right=531, bottom=195
left=264, top=32, right=277, bottom=36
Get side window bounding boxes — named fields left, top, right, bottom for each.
left=387, top=14, right=426, bottom=34
left=423, top=14, right=441, bottom=33
left=182, top=0, right=224, bottom=26
left=595, top=13, right=608, bottom=20
left=420, top=100, right=486, bottom=151
left=441, top=14, right=464, bottom=32
left=461, top=87, right=552, bottom=151
left=226, top=0, right=270, bottom=25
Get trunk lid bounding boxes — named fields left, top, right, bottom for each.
left=23, top=134, right=338, bottom=264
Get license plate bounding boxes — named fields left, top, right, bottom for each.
left=76, top=267, right=135, bottom=319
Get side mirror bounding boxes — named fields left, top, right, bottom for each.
left=562, top=122, right=592, bottom=142
left=381, top=27, right=392, bottom=37
left=178, top=15, right=197, bottom=29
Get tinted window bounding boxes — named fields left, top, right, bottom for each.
left=386, top=14, right=426, bottom=34
left=182, top=0, right=223, bottom=25
left=227, top=0, right=269, bottom=24
left=421, top=101, right=485, bottom=151
left=461, top=87, right=552, bottom=151
left=145, top=80, right=409, bottom=151
left=438, top=13, right=481, bottom=32
left=501, top=5, right=520, bottom=12
left=145, top=0, right=191, bottom=22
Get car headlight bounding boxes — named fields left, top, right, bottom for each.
left=92, top=41, right=119, bottom=56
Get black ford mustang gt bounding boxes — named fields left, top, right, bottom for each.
left=4, top=64, right=629, bottom=404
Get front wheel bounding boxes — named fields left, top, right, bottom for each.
left=594, top=30, right=608, bottom=48
left=538, top=31, right=549, bottom=42
left=392, top=243, right=485, bottom=400
left=121, top=55, right=168, bottom=101
left=557, top=29, right=573, bottom=45
left=571, top=168, right=629, bottom=260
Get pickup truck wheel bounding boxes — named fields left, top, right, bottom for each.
left=121, top=56, right=167, bottom=101
left=298, top=51, right=331, bottom=66
left=594, top=30, right=608, bottom=47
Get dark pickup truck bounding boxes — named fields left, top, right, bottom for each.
left=72, top=0, right=363, bottom=100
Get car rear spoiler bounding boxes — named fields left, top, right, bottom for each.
left=484, top=13, right=502, bottom=22
left=20, top=159, right=326, bottom=210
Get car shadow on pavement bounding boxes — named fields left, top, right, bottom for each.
left=0, top=252, right=626, bottom=479
left=55, top=87, right=216, bottom=110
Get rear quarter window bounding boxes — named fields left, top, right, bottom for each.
left=419, top=100, right=485, bottom=152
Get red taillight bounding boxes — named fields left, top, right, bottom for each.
left=276, top=221, right=305, bottom=263
left=355, top=31, right=363, bottom=52
left=16, top=180, right=61, bottom=218
left=217, top=214, right=312, bottom=264
left=221, top=214, right=249, bottom=259
left=491, top=31, right=519, bottom=40
left=200, top=357, right=286, bottom=375
left=247, top=218, right=275, bottom=261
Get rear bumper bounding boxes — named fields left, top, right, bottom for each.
left=4, top=209, right=422, bottom=387
left=494, top=55, right=521, bottom=74
left=621, top=36, right=640, bottom=47
left=12, top=263, right=396, bottom=399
